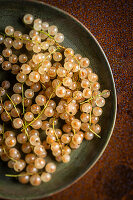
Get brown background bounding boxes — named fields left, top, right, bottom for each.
left=37, top=0, right=132, bottom=200
left=1, top=0, right=132, bottom=200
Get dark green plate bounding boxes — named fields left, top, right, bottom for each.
left=0, top=0, right=117, bottom=199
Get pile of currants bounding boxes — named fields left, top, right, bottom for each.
left=0, top=14, right=110, bottom=186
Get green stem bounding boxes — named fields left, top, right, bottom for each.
left=80, top=97, right=93, bottom=105
left=39, top=30, right=54, bottom=39
left=21, top=83, right=25, bottom=114
left=23, top=121, right=29, bottom=139
left=89, top=128, right=101, bottom=138
left=5, top=173, right=33, bottom=177
left=6, top=94, right=20, bottom=118
left=41, top=83, right=46, bottom=90
left=35, top=46, right=60, bottom=71
left=38, top=30, right=81, bottom=65
left=3, top=147, right=17, bottom=162
left=22, top=82, right=62, bottom=131
left=73, top=128, right=76, bottom=135
left=89, top=111, right=92, bottom=125
left=80, top=90, right=110, bottom=105
left=5, top=170, right=43, bottom=177
left=1, top=99, right=12, bottom=121
left=1, top=28, right=80, bottom=65
left=52, top=118, right=62, bottom=149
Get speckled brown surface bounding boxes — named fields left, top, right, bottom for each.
left=35, top=0, right=132, bottom=200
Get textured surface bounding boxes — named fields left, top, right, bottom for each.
left=0, top=0, right=132, bottom=199
left=36, top=0, right=132, bottom=200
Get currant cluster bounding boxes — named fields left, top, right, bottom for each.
left=0, top=14, right=110, bottom=186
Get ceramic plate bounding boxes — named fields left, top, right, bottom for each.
left=0, top=0, right=117, bottom=199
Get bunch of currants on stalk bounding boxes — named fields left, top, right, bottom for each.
left=0, top=14, right=110, bottom=186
